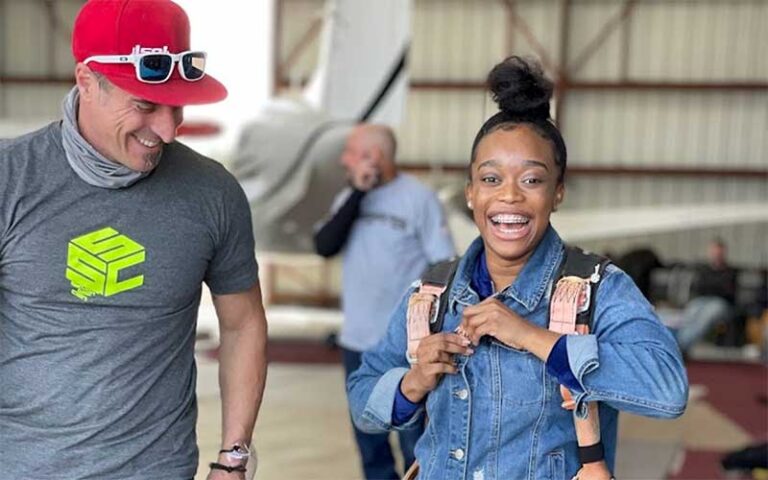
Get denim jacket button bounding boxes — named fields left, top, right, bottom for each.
left=455, top=388, right=468, bottom=400
left=452, top=448, right=465, bottom=460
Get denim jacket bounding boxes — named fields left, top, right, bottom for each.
left=347, top=226, right=688, bottom=480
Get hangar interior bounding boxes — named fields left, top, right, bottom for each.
left=0, top=1, right=766, bottom=479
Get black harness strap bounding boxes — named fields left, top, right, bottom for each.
left=420, top=258, right=460, bottom=334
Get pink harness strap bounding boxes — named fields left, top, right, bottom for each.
left=406, top=283, right=448, bottom=364
left=550, top=275, right=608, bottom=477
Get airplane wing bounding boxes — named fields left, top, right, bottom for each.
left=444, top=190, right=767, bottom=253
left=551, top=203, right=768, bottom=243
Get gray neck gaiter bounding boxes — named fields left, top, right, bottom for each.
left=61, top=87, right=151, bottom=189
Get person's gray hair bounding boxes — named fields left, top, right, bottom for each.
left=91, top=71, right=113, bottom=91
left=361, top=124, right=397, bottom=163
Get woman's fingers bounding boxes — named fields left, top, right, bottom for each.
left=421, top=361, right=458, bottom=376
left=424, top=350, right=454, bottom=365
left=460, top=314, right=493, bottom=345
left=419, top=333, right=473, bottom=356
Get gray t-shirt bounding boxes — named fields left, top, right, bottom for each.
left=336, top=174, right=456, bottom=352
left=0, top=123, right=259, bottom=480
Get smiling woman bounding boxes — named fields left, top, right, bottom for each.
left=465, top=57, right=566, bottom=291
left=466, top=126, right=563, bottom=286
left=346, top=56, right=688, bottom=480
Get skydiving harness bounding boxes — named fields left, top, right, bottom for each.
left=405, top=246, right=614, bottom=479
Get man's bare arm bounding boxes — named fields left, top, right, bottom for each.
left=210, top=282, right=268, bottom=476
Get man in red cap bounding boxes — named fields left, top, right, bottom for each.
left=0, top=1, right=266, bottom=479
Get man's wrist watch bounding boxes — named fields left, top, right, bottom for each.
left=219, top=442, right=250, bottom=464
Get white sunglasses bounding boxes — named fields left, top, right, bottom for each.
left=84, top=50, right=206, bottom=84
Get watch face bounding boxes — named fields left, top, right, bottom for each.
left=225, top=443, right=250, bottom=461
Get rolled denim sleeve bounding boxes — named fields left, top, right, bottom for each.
left=347, top=286, right=426, bottom=433
left=545, top=335, right=583, bottom=393
left=568, top=265, right=688, bottom=419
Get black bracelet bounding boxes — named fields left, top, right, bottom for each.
left=209, top=462, right=247, bottom=473
left=578, top=441, right=605, bottom=464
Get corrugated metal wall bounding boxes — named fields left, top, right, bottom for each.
left=0, top=0, right=82, bottom=120
left=277, top=0, right=767, bottom=266
left=2, top=0, right=766, bottom=266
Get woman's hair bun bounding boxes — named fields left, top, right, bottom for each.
left=487, top=56, right=553, bottom=120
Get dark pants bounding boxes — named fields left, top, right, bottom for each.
left=342, top=347, right=423, bottom=480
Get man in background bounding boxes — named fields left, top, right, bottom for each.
left=314, top=124, right=455, bottom=479
left=675, top=238, right=739, bottom=354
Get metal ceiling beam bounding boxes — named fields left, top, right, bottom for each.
left=399, top=164, right=768, bottom=179
left=276, top=77, right=768, bottom=92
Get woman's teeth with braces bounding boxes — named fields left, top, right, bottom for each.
left=491, top=214, right=528, bottom=225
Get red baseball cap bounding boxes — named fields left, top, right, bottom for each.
left=72, top=0, right=227, bottom=106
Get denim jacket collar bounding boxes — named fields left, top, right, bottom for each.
left=450, top=224, right=564, bottom=313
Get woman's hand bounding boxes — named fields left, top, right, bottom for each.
left=401, top=333, right=474, bottom=403
left=459, top=298, right=561, bottom=361
left=459, top=298, right=529, bottom=349
left=572, top=462, right=614, bottom=480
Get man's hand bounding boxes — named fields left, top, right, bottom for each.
left=206, top=462, right=246, bottom=480
left=348, top=158, right=379, bottom=191
left=206, top=449, right=252, bottom=480
left=401, top=333, right=474, bottom=403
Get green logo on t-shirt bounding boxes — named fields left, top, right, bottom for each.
left=66, top=227, right=146, bottom=301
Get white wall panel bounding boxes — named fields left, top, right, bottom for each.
left=50, top=1, right=81, bottom=75
left=565, top=91, right=767, bottom=167
left=562, top=176, right=768, bottom=210
left=629, top=1, right=767, bottom=81
left=397, top=89, right=486, bottom=165
left=411, top=0, right=506, bottom=80
left=512, top=1, right=563, bottom=68
left=4, top=1, right=50, bottom=75
left=2, top=84, right=71, bottom=119
left=390, top=89, right=755, bottom=170
left=0, top=0, right=81, bottom=118
left=567, top=2, right=623, bottom=80
left=279, top=0, right=321, bottom=81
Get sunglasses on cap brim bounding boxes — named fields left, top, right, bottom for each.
left=83, top=51, right=207, bottom=84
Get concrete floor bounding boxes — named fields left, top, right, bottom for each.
left=195, top=360, right=361, bottom=480
left=193, top=296, right=759, bottom=479
left=193, top=355, right=752, bottom=480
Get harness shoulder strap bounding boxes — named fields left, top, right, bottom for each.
left=405, top=257, right=460, bottom=364
left=550, top=246, right=614, bottom=474
left=551, top=245, right=611, bottom=330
